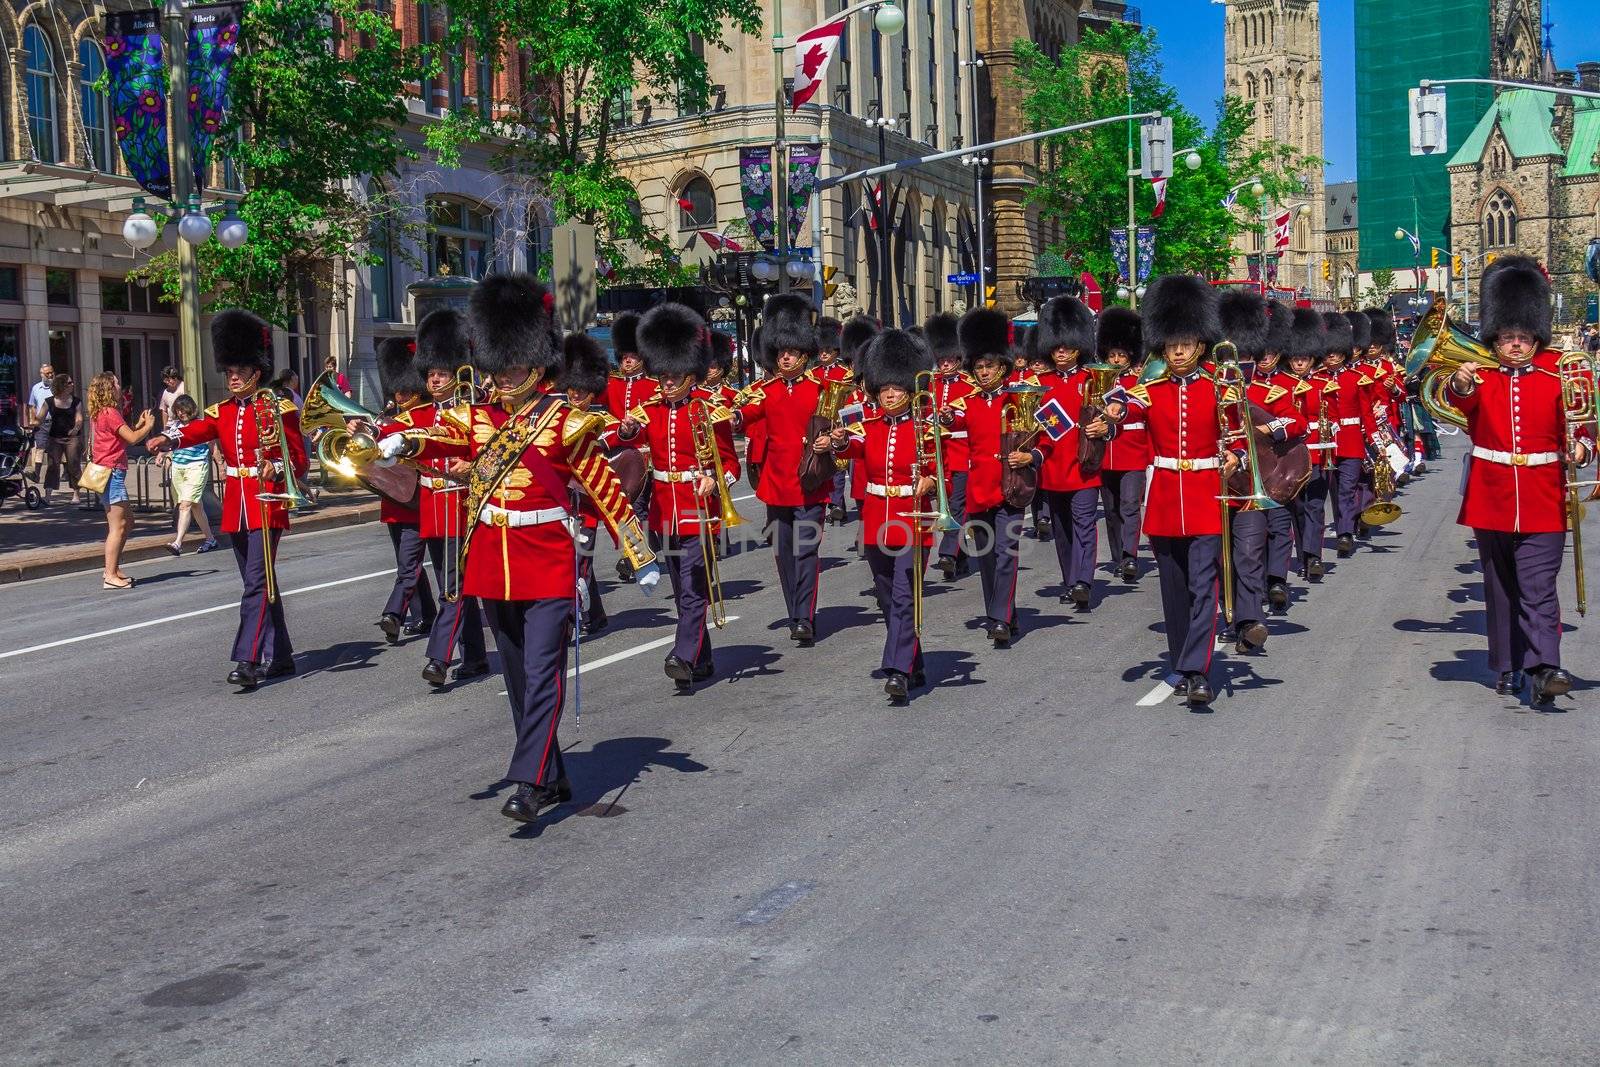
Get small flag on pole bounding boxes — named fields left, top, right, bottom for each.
left=1273, top=209, right=1294, bottom=250
left=1150, top=177, right=1168, bottom=218
left=790, top=19, right=847, bottom=112
left=1036, top=397, right=1076, bottom=442
left=1221, top=189, right=1239, bottom=210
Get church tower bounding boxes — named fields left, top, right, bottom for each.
left=1490, top=0, right=1545, bottom=83
left=1222, top=0, right=1327, bottom=296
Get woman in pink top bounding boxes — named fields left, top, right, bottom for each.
left=88, top=372, right=155, bottom=589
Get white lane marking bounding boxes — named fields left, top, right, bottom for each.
left=497, top=615, right=742, bottom=695
left=1136, top=681, right=1177, bottom=707
left=0, top=569, right=396, bottom=661
left=732, top=493, right=757, bottom=502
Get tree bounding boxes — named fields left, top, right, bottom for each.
left=130, top=0, right=422, bottom=325
left=1013, top=23, right=1324, bottom=294
left=425, top=0, right=762, bottom=288
left=1361, top=268, right=1397, bottom=308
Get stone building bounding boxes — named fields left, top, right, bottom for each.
left=1324, top=180, right=1359, bottom=306
left=1221, top=0, right=1327, bottom=297
left=1445, top=64, right=1600, bottom=325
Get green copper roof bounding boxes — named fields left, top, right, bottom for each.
left=1449, top=89, right=1600, bottom=176
left=1567, top=102, right=1600, bottom=177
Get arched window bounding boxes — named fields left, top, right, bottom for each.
left=78, top=40, right=114, bottom=172
left=1263, top=70, right=1274, bottom=97
left=930, top=212, right=945, bottom=312
left=24, top=26, right=60, bottom=164
left=426, top=196, right=495, bottom=278
left=1484, top=189, right=1517, bottom=247
left=1245, top=73, right=1257, bottom=100
left=0, top=49, right=10, bottom=161
left=677, top=175, right=716, bottom=232
left=367, top=181, right=397, bottom=321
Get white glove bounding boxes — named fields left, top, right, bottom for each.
left=576, top=575, right=591, bottom=613
left=376, top=433, right=408, bottom=466
left=635, top=561, right=662, bottom=597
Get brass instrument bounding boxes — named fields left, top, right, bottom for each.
left=1213, top=347, right=1282, bottom=626
left=1407, top=298, right=1498, bottom=428
left=250, top=388, right=313, bottom=603
left=1559, top=351, right=1598, bottom=615
left=798, top=373, right=858, bottom=494
left=690, top=399, right=745, bottom=628
left=1360, top=419, right=1404, bottom=526
left=904, top=385, right=945, bottom=638
left=911, top=371, right=961, bottom=537
left=1316, top=385, right=1336, bottom=472
left=999, top=382, right=1047, bottom=509
left=1077, top=362, right=1120, bottom=477
left=302, top=372, right=420, bottom=509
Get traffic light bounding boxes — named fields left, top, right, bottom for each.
left=1430, top=248, right=1440, bottom=268
left=1322, top=260, right=1332, bottom=281
left=822, top=265, right=838, bottom=299
left=985, top=285, right=998, bottom=308
left=1485, top=251, right=1498, bottom=266
left=1452, top=254, right=1463, bottom=276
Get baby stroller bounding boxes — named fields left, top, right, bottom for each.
left=0, top=425, right=43, bottom=511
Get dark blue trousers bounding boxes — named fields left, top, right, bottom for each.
left=830, top=466, right=847, bottom=511
left=1099, top=468, right=1145, bottom=563
left=1476, top=529, right=1565, bottom=673
left=1150, top=534, right=1221, bottom=675
left=1333, top=457, right=1364, bottom=537
left=968, top=504, right=1023, bottom=628
left=422, top=537, right=486, bottom=665
left=230, top=528, right=293, bottom=665
left=1045, top=487, right=1099, bottom=592
left=1290, top=469, right=1329, bottom=561
left=484, top=597, right=572, bottom=787
left=865, top=544, right=925, bottom=676
left=938, top=471, right=969, bottom=564
left=1230, top=508, right=1269, bottom=629
left=652, top=532, right=713, bottom=669
left=1265, top=505, right=1294, bottom=582
left=769, top=503, right=824, bottom=627
left=384, top=523, right=436, bottom=624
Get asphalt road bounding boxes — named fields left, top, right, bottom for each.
left=2, top=442, right=1597, bottom=1065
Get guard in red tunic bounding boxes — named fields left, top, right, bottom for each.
left=382, top=274, right=659, bottom=824
left=373, top=336, right=437, bottom=645
left=558, top=331, right=625, bottom=638
left=925, top=312, right=975, bottom=579
left=1323, top=312, right=1379, bottom=558
left=1284, top=307, right=1334, bottom=582
left=705, top=329, right=740, bottom=408
left=1096, top=307, right=1147, bottom=583
left=1122, top=276, right=1240, bottom=706
left=622, top=304, right=741, bottom=692
left=814, top=316, right=852, bottom=524
left=1257, top=302, right=1301, bottom=610
left=735, top=294, right=831, bottom=645
left=840, top=316, right=881, bottom=527
left=602, top=312, right=657, bottom=419
left=822, top=330, right=936, bottom=702
left=149, top=309, right=309, bottom=691
left=1450, top=256, right=1591, bottom=702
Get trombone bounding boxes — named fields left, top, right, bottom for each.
left=251, top=388, right=313, bottom=603
left=908, top=372, right=962, bottom=637
left=1213, top=346, right=1281, bottom=626
left=690, top=399, right=745, bottom=628
left=1558, top=350, right=1598, bottom=616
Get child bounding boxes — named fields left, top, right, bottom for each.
left=165, top=395, right=219, bottom=555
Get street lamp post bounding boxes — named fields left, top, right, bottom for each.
left=1395, top=226, right=1424, bottom=312
left=960, top=0, right=985, bottom=304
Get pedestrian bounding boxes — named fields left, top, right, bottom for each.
left=157, top=366, right=187, bottom=429
left=87, top=371, right=156, bottom=590
left=38, top=373, right=84, bottom=506
left=23, top=362, right=54, bottom=478
left=163, top=394, right=218, bottom=556
left=271, top=368, right=302, bottom=407
left=323, top=354, right=350, bottom=393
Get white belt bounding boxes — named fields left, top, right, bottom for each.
left=420, top=475, right=452, bottom=490
left=1120, top=422, right=1145, bottom=431
left=1470, top=446, right=1560, bottom=467
left=224, top=464, right=277, bottom=478
left=867, top=482, right=917, bottom=497
left=1337, top=417, right=1361, bottom=427
left=652, top=468, right=705, bottom=483
left=944, top=430, right=968, bottom=440
left=1308, top=442, right=1335, bottom=451
left=1152, top=455, right=1220, bottom=472
left=477, top=505, right=568, bottom=528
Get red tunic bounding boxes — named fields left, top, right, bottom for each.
left=951, top=384, right=1021, bottom=514
left=736, top=371, right=832, bottom=507
left=1454, top=359, right=1576, bottom=533
left=375, top=401, right=432, bottom=525
left=1128, top=373, right=1231, bottom=538
left=1103, top=370, right=1151, bottom=472
left=169, top=393, right=309, bottom=533
left=1328, top=367, right=1379, bottom=460
left=838, top=410, right=933, bottom=548
left=1288, top=372, right=1336, bottom=467
left=632, top=393, right=741, bottom=536
left=930, top=371, right=976, bottom=475
left=603, top=372, right=659, bottom=421
left=1038, top=369, right=1099, bottom=493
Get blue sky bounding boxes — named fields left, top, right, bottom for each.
left=1143, top=0, right=1600, bottom=183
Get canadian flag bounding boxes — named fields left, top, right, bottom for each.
left=696, top=231, right=744, bottom=253
left=1150, top=177, right=1168, bottom=219
left=1273, top=209, right=1294, bottom=250
left=790, top=20, right=847, bottom=112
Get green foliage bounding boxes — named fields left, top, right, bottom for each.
left=1014, top=24, right=1324, bottom=291
left=1362, top=267, right=1397, bottom=306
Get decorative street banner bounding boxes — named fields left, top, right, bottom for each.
left=1135, top=225, right=1156, bottom=282
left=186, top=4, right=243, bottom=185
left=739, top=146, right=776, bottom=250
left=104, top=9, right=171, bottom=198
left=1109, top=227, right=1130, bottom=284
left=786, top=145, right=821, bottom=247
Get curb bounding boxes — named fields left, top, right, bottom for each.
left=0, top=502, right=382, bottom=586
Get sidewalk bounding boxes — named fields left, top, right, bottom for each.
left=0, top=484, right=380, bottom=585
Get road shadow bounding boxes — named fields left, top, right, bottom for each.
left=296, top=639, right=387, bottom=676
left=596, top=605, right=675, bottom=632
left=717, top=642, right=785, bottom=683
left=128, top=567, right=223, bottom=587
left=1428, top=647, right=1494, bottom=688
left=1122, top=658, right=1170, bottom=684
left=922, top=648, right=982, bottom=689
left=1394, top=607, right=1486, bottom=637
left=718, top=578, right=762, bottom=602
left=510, top=735, right=709, bottom=839
left=814, top=604, right=877, bottom=638
left=1213, top=657, right=1285, bottom=698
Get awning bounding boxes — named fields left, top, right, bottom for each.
left=0, top=160, right=243, bottom=213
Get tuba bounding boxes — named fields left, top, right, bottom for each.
left=302, top=372, right=421, bottom=509
left=1559, top=351, right=1599, bottom=615
left=1407, top=298, right=1498, bottom=428
left=1000, top=382, right=1047, bottom=509
left=1076, top=363, right=1120, bottom=478
left=798, top=372, right=857, bottom=494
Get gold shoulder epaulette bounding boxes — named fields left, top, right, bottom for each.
left=392, top=410, right=416, bottom=428
left=1357, top=374, right=1373, bottom=387
left=1322, top=378, right=1340, bottom=392
left=1293, top=380, right=1312, bottom=396
left=627, top=403, right=652, bottom=426
left=1126, top=383, right=1152, bottom=405
left=1221, top=383, right=1244, bottom=404
left=947, top=395, right=969, bottom=412
left=204, top=401, right=222, bottom=419
left=1264, top=384, right=1288, bottom=405
left=277, top=397, right=298, bottom=416
left=561, top=406, right=609, bottom=447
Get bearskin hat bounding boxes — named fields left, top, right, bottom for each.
left=759, top=293, right=819, bottom=363
left=840, top=315, right=879, bottom=369
left=469, top=272, right=556, bottom=374
left=1097, top=307, right=1143, bottom=360
left=1263, top=301, right=1294, bottom=357
left=1031, top=295, right=1097, bottom=360
left=1142, top=275, right=1221, bottom=357
left=1344, top=309, right=1372, bottom=353
left=1321, top=310, right=1355, bottom=357
left=1364, top=307, right=1397, bottom=351
left=817, top=315, right=843, bottom=354
left=860, top=329, right=932, bottom=395
left=960, top=307, right=1011, bottom=369
left=1479, top=255, right=1552, bottom=347
left=1217, top=288, right=1271, bottom=360
left=638, top=303, right=711, bottom=381
left=611, top=312, right=641, bottom=358
left=1287, top=307, right=1326, bottom=363
left=560, top=333, right=611, bottom=396
left=377, top=335, right=424, bottom=398
left=924, top=312, right=962, bottom=365
left=708, top=328, right=734, bottom=375
left=210, top=308, right=274, bottom=373
left=1012, top=325, right=1033, bottom=362
left=415, top=307, right=471, bottom=375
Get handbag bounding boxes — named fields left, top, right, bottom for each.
left=78, top=462, right=113, bottom=494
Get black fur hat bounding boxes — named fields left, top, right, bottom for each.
left=924, top=312, right=962, bottom=365
left=1217, top=288, right=1271, bottom=360
left=1287, top=307, right=1326, bottom=362
left=377, top=335, right=424, bottom=398
left=1479, top=255, right=1552, bottom=347
left=560, top=333, right=611, bottom=396
left=708, top=328, right=734, bottom=375
left=1142, top=275, right=1220, bottom=356
left=817, top=315, right=843, bottom=354
left=759, top=293, right=819, bottom=363
left=210, top=308, right=273, bottom=373
left=415, top=307, right=471, bottom=374
left=611, top=312, right=641, bottom=358
left=1031, top=296, right=1097, bottom=359
left=1263, top=301, right=1294, bottom=357
left=1344, top=309, right=1372, bottom=353
left=1012, top=325, right=1033, bottom=361
left=1364, top=307, right=1397, bottom=351
left=469, top=272, right=557, bottom=374
left=1097, top=307, right=1142, bottom=359
left=1321, top=310, right=1354, bottom=357
left=840, top=315, right=879, bottom=369
left=960, top=308, right=1011, bottom=369
left=860, top=329, right=932, bottom=395
left=638, top=303, right=711, bottom=381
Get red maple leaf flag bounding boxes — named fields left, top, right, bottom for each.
left=1273, top=209, right=1294, bottom=250
left=1149, top=177, right=1168, bottom=219
left=790, top=20, right=846, bottom=112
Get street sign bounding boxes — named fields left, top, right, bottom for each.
left=947, top=272, right=980, bottom=285
left=552, top=222, right=597, bottom=331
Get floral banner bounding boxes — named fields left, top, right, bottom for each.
left=105, top=9, right=170, bottom=198
left=1109, top=227, right=1129, bottom=284
left=739, top=146, right=776, bottom=250
left=186, top=4, right=243, bottom=187
left=786, top=145, right=821, bottom=247
left=1135, top=225, right=1156, bottom=283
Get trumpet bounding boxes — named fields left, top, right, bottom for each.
left=251, top=388, right=313, bottom=603
left=1558, top=350, right=1598, bottom=616
left=690, top=400, right=745, bottom=628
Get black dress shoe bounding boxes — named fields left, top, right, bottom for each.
left=581, top=616, right=609, bottom=636
left=501, top=783, right=545, bottom=823
left=1119, top=558, right=1138, bottom=582
left=534, top=777, right=573, bottom=805
left=227, top=661, right=260, bottom=690
left=663, top=655, right=694, bottom=683
left=422, top=659, right=448, bottom=686
left=935, top=556, right=957, bottom=580
left=1495, top=670, right=1524, bottom=696
left=1069, top=582, right=1092, bottom=608
left=828, top=504, right=847, bottom=525
left=1531, top=667, right=1574, bottom=702
left=1235, top=620, right=1269, bottom=652
left=1306, top=557, right=1325, bottom=581
left=1335, top=535, right=1354, bottom=558
left=1357, top=520, right=1371, bottom=539
left=1267, top=581, right=1289, bottom=611
left=692, top=662, right=715, bottom=681
left=262, top=659, right=296, bottom=679
left=989, top=620, right=1012, bottom=648
left=453, top=660, right=491, bottom=681
left=404, top=617, right=434, bottom=637
left=1186, top=673, right=1214, bottom=705
left=1035, top=520, right=1052, bottom=542
left=792, top=618, right=815, bottom=646
left=378, top=613, right=403, bottom=644
left=883, top=671, right=909, bottom=701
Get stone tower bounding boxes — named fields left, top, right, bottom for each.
left=1490, top=0, right=1545, bottom=82
left=1222, top=0, right=1327, bottom=296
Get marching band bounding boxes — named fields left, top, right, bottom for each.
left=147, top=260, right=1598, bottom=825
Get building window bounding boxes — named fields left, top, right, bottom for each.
left=45, top=269, right=74, bottom=306
left=677, top=175, right=716, bottom=234
left=0, top=324, right=18, bottom=425
left=100, top=277, right=174, bottom=314
left=0, top=267, right=19, bottom=301
left=78, top=41, right=115, bottom=173
left=25, top=26, right=60, bottom=164
left=368, top=181, right=397, bottom=321
left=950, top=0, right=961, bottom=138
left=427, top=197, right=495, bottom=279
left=418, top=3, right=441, bottom=113
left=676, top=35, right=706, bottom=116
left=286, top=274, right=321, bottom=388
left=836, top=3, right=852, bottom=114
left=527, top=209, right=548, bottom=275
left=476, top=50, right=494, bottom=118
left=1484, top=189, right=1517, bottom=247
